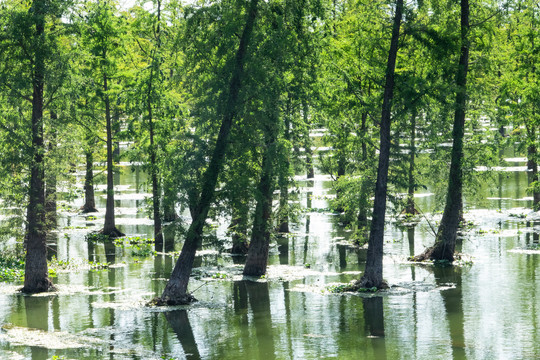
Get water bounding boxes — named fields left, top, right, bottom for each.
left=0, top=160, right=539, bottom=359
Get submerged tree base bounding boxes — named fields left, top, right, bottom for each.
left=412, top=242, right=454, bottom=262
left=231, top=242, right=249, bottom=255
left=99, top=227, right=125, bottom=238
left=352, top=278, right=389, bottom=291
left=148, top=293, right=197, bottom=306
left=80, top=205, right=98, bottom=213
left=20, top=279, right=56, bottom=294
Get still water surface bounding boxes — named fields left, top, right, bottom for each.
left=0, top=160, right=539, bottom=359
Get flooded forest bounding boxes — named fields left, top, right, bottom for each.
left=0, top=0, right=539, bottom=359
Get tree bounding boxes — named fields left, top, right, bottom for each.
left=414, top=0, right=471, bottom=262
left=500, top=0, right=540, bottom=211
left=0, top=0, right=71, bottom=292
left=354, top=0, right=404, bottom=289
left=79, top=0, right=128, bottom=237
left=157, top=0, right=260, bottom=305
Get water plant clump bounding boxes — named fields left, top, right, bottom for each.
left=326, top=283, right=380, bottom=294
left=113, top=237, right=157, bottom=257
left=86, top=233, right=111, bottom=242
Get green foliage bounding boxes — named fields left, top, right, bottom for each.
left=0, top=252, right=25, bottom=282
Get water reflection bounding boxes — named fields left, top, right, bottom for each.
left=164, top=310, right=201, bottom=359
left=24, top=296, right=49, bottom=360
left=433, top=266, right=465, bottom=359
left=246, top=281, right=276, bottom=358
left=4, top=162, right=540, bottom=359
left=277, top=235, right=289, bottom=265
left=363, top=296, right=386, bottom=359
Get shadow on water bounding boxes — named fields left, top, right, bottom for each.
left=164, top=310, right=201, bottom=360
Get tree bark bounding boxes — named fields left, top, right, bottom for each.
left=355, top=0, right=403, bottom=289
left=157, top=0, right=259, bottom=305
left=149, top=0, right=164, bottom=248
left=277, top=106, right=291, bottom=233
left=81, top=150, right=98, bottom=213
left=415, top=0, right=470, bottom=262
left=147, top=61, right=163, bottom=246
left=303, top=101, right=314, bottom=179
left=527, top=125, right=539, bottom=210
left=45, top=112, right=57, bottom=230
left=229, top=215, right=248, bottom=255
left=23, top=0, right=54, bottom=293
left=405, top=111, right=418, bottom=215
left=162, top=176, right=178, bottom=222
left=357, top=111, right=370, bottom=228
left=243, top=132, right=276, bottom=277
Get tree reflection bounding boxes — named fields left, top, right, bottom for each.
left=24, top=296, right=49, bottom=360
left=363, top=296, right=386, bottom=359
left=433, top=266, right=465, bottom=359
left=246, top=281, right=276, bottom=358
left=164, top=310, right=201, bottom=359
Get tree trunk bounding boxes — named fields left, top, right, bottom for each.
left=303, top=101, right=314, bottom=179
left=405, top=111, right=418, bottom=215
left=414, top=0, right=470, bottom=262
left=23, top=0, right=54, bottom=293
left=102, top=67, right=124, bottom=238
left=229, top=215, right=248, bottom=255
left=45, top=112, right=57, bottom=230
left=81, top=150, right=98, bottom=213
left=355, top=0, right=403, bottom=289
left=162, top=176, right=178, bottom=222
left=357, top=111, right=370, bottom=228
left=527, top=127, right=539, bottom=210
left=149, top=0, right=163, bottom=248
left=147, top=76, right=163, bottom=247
left=243, top=133, right=276, bottom=277
left=277, top=107, right=291, bottom=233
left=157, top=0, right=259, bottom=305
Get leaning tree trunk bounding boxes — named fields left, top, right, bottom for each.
left=414, top=0, right=470, bottom=262
left=243, top=132, right=276, bottom=277
left=157, top=0, right=259, bottom=305
left=23, top=0, right=54, bottom=293
left=355, top=0, right=403, bottom=289
left=102, top=67, right=124, bottom=238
